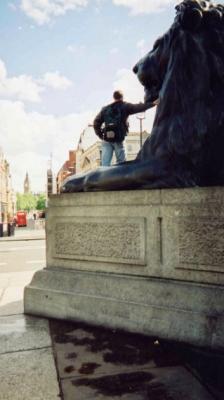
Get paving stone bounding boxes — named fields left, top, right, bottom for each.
left=0, top=286, right=25, bottom=316
left=0, top=272, right=37, bottom=316
left=0, top=347, right=60, bottom=400
left=61, top=366, right=213, bottom=400
left=0, top=314, right=51, bottom=354
left=0, top=299, right=24, bottom=316
left=0, top=286, right=24, bottom=306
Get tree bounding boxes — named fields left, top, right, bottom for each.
left=36, top=193, right=46, bottom=210
left=16, top=193, right=37, bottom=212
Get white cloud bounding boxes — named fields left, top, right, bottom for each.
left=40, top=71, right=72, bottom=90
left=20, top=0, right=88, bottom=25
left=0, top=59, right=73, bottom=103
left=0, top=60, right=44, bottom=103
left=113, top=68, right=156, bottom=132
left=113, top=0, right=177, bottom=15
left=0, top=99, right=95, bottom=192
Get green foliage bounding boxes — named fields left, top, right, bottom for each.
left=16, top=192, right=46, bottom=212
left=36, top=193, right=46, bottom=210
left=16, top=193, right=37, bottom=212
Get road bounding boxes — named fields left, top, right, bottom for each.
left=0, top=231, right=46, bottom=316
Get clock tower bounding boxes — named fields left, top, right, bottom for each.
left=24, top=172, right=30, bottom=194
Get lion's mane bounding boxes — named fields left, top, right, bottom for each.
left=137, top=0, right=224, bottom=186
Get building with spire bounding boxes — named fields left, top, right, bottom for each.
left=56, top=150, right=76, bottom=193
left=24, top=172, right=30, bottom=194
left=0, top=147, right=16, bottom=225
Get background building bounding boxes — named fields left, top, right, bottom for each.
left=76, top=142, right=101, bottom=174
left=47, top=168, right=53, bottom=197
left=56, top=150, right=76, bottom=193
left=125, top=131, right=149, bottom=161
left=24, top=172, right=30, bottom=194
left=76, top=131, right=149, bottom=174
left=0, top=147, right=16, bottom=223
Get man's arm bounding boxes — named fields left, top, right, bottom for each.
left=93, top=109, right=104, bottom=139
left=124, top=100, right=158, bottom=116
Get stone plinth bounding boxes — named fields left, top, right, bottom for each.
left=24, top=187, right=224, bottom=349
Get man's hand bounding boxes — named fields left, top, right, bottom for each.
left=152, top=98, right=160, bottom=106
left=146, top=98, right=160, bottom=108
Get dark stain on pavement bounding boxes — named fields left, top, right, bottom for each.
left=49, top=319, right=224, bottom=399
left=72, top=371, right=157, bottom=397
left=78, top=362, right=101, bottom=375
left=64, top=365, right=75, bottom=373
left=50, top=319, right=182, bottom=368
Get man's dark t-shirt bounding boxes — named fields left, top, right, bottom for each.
left=93, top=100, right=151, bottom=142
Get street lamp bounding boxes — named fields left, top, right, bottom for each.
left=136, top=112, right=146, bottom=149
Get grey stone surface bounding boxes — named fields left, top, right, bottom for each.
left=25, top=187, right=224, bottom=348
left=61, top=366, right=213, bottom=400
left=0, top=348, right=60, bottom=400
left=49, top=190, right=161, bottom=207
left=0, top=314, right=51, bottom=354
left=24, top=269, right=224, bottom=348
left=53, top=217, right=146, bottom=265
left=178, top=217, right=224, bottom=267
left=161, top=186, right=224, bottom=205
left=44, top=188, right=224, bottom=284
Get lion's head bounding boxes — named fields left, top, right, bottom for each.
left=133, top=0, right=224, bottom=103
left=133, top=0, right=224, bottom=186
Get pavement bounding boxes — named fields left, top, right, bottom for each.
left=0, top=226, right=45, bottom=241
left=0, top=228, right=224, bottom=399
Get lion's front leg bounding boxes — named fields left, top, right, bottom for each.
left=61, top=159, right=170, bottom=193
left=83, top=159, right=169, bottom=191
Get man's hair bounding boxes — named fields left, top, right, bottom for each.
left=113, top=90, right=123, bottom=101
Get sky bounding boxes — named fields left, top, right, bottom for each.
left=0, top=0, right=180, bottom=192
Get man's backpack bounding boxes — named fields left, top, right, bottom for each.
left=102, top=102, right=127, bottom=143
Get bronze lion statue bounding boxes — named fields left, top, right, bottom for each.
left=62, top=0, right=224, bottom=192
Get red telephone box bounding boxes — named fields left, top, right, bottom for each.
left=16, top=211, right=27, bottom=227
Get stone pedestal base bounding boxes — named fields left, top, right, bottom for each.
left=25, top=268, right=224, bottom=349
left=24, top=187, right=224, bottom=349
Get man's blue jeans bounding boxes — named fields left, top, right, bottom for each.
left=101, top=141, right=126, bottom=166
